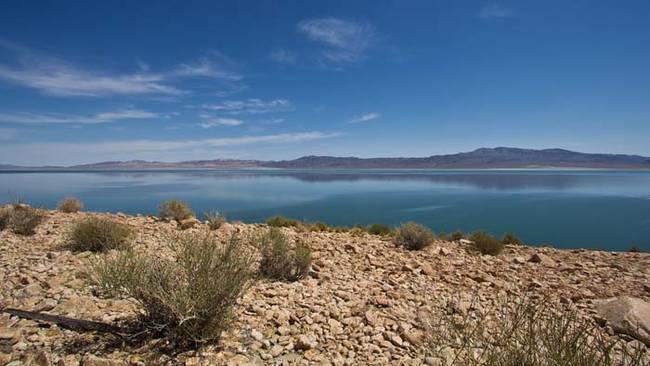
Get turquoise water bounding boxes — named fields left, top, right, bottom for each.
left=1, top=169, right=649, bottom=251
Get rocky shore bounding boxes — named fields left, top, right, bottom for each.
left=1, top=210, right=649, bottom=365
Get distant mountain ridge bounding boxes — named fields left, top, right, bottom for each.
left=2, top=147, right=650, bottom=170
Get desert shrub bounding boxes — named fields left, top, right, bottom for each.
left=57, top=196, right=83, bottom=213
left=9, top=206, right=46, bottom=236
left=266, top=215, right=300, bottom=228
left=0, top=206, right=10, bottom=231
left=92, top=231, right=254, bottom=349
left=309, top=221, right=330, bottom=232
left=628, top=246, right=647, bottom=253
left=501, top=232, right=523, bottom=246
left=66, top=217, right=131, bottom=252
left=159, top=200, right=194, bottom=222
left=367, top=223, right=392, bottom=236
left=469, top=231, right=504, bottom=255
left=425, top=293, right=648, bottom=366
left=204, top=211, right=226, bottom=230
left=450, top=230, right=465, bottom=241
left=393, top=222, right=434, bottom=250
left=259, top=228, right=311, bottom=282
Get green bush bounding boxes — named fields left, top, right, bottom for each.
left=501, top=232, right=524, bottom=246
left=259, top=228, right=311, bottom=282
left=393, top=222, right=434, bottom=250
left=204, top=211, right=226, bottom=230
left=57, top=196, right=83, bottom=213
left=92, top=231, right=254, bottom=349
left=266, top=215, right=300, bottom=228
left=66, top=217, right=131, bottom=252
left=425, top=294, right=648, bottom=366
left=9, top=206, right=46, bottom=236
left=159, top=200, right=195, bottom=222
left=469, top=231, right=504, bottom=255
left=367, top=223, right=392, bottom=236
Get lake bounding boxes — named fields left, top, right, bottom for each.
left=1, top=169, right=649, bottom=251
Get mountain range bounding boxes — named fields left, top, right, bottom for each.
left=2, top=147, right=650, bottom=170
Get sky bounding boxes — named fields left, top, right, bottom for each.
left=1, top=0, right=649, bottom=165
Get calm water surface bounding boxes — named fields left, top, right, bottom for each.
left=1, top=169, right=649, bottom=251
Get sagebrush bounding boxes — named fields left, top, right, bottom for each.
left=66, top=217, right=131, bottom=252
left=8, top=205, right=46, bottom=236
left=57, top=197, right=83, bottom=213
left=367, top=223, right=392, bottom=236
left=159, top=200, right=195, bottom=222
left=266, top=215, right=300, bottom=228
left=259, top=228, right=311, bottom=282
left=0, top=206, right=10, bottom=231
left=92, top=231, right=254, bottom=349
left=469, top=231, right=504, bottom=255
left=393, top=222, right=434, bottom=250
left=425, top=293, right=648, bottom=366
left=501, top=232, right=523, bottom=246
left=204, top=211, right=226, bottom=230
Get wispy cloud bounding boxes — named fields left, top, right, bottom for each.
left=0, top=110, right=158, bottom=124
left=298, top=17, right=376, bottom=64
left=0, top=128, right=17, bottom=140
left=203, top=99, right=293, bottom=114
left=349, top=112, right=380, bottom=124
left=198, top=117, right=244, bottom=128
left=0, top=40, right=240, bottom=97
left=270, top=49, right=297, bottom=65
left=0, top=132, right=340, bottom=165
left=479, top=3, right=513, bottom=19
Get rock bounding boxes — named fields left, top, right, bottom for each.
left=420, top=262, right=435, bottom=275
left=81, top=355, right=126, bottom=366
left=512, top=256, right=527, bottom=265
left=528, top=253, right=555, bottom=265
left=595, top=296, right=650, bottom=346
left=251, top=329, right=264, bottom=341
left=295, top=334, right=318, bottom=350
left=178, top=218, right=199, bottom=230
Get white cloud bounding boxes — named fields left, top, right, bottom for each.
left=0, top=40, right=240, bottom=97
left=0, top=128, right=17, bottom=140
left=298, top=17, right=376, bottom=63
left=479, top=3, right=513, bottom=19
left=0, top=132, right=340, bottom=165
left=198, top=117, right=244, bottom=128
left=349, top=112, right=380, bottom=124
left=203, top=99, right=293, bottom=114
left=0, top=110, right=158, bottom=124
left=270, top=49, right=297, bottom=64
left=174, top=52, right=242, bottom=80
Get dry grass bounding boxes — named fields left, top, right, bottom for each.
left=7, top=205, right=46, bottom=236
left=393, top=222, right=434, bottom=250
left=92, top=230, right=255, bottom=349
left=204, top=211, right=226, bottom=230
left=0, top=206, right=10, bottom=231
left=266, top=215, right=300, bottom=228
left=501, top=232, right=523, bottom=246
left=367, top=223, right=392, bottom=236
left=469, top=231, right=504, bottom=255
left=259, top=228, right=311, bottom=282
left=57, top=196, right=83, bottom=213
left=424, top=293, right=648, bottom=366
left=159, top=200, right=195, bottom=222
left=66, top=217, right=132, bottom=252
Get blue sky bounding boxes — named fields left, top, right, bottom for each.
left=1, top=0, right=649, bottom=165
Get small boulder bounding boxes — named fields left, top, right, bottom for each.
left=595, top=296, right=650, bottom=346
left=295, top=334, right=318, bottom=350
left=178, top=217, right=199, bottom=230
left=528, top=253, right=555, bottom=265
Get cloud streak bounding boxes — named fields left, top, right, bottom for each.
left=479, top=3, right=513, bottom=19
left=349, top=112, right=380, bottom=123
left=198, top=117, right=244, bottom=128
left=298, top=17, right=376, bottom=64
left=203, top=99, right=293, bottom=114
left=0, top=40, right=241, bottom=97
left=0, top=110, right=158, bottom=124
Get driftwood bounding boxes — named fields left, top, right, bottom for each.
left=2, top=307, right=129, bottom=337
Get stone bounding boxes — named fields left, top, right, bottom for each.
left=528, top=253, right=555, bottom=265
left=81, top=355, right=125, bottom=366
left=295, top=334, right=318, bottom=350
left=178, top=217, right=199, bottom=230
left=596, top=296, right=650, bottom=346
